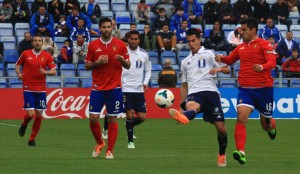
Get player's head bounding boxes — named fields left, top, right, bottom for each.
left=99, top=17, right=112, bottom=39
left=127, top=30, right=140, bottom=50
left=32, top=33, right=43, bottom=52
left=239, top=18, right=258, bottom=42
left=186, top=28, right=201, bottom=54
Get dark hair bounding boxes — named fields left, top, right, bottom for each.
left=33, top=33, right=43, bottom=40
left=176, top=6, right=184, bottom=11
left=64, top=40, right=69, bottom=43
left=158, top=8, right=165, bottom=12
left=140, top=0, right=145, bottom=3
left=72, top=6, right=79, bottom=11
left=98, top=17, right=112, bottom=27
left=130, top=23, right=136, bottom=27
left=292, top=48, right=298, bottom=52
left=128, top=30, right=140, bottom=37
left=3, top=0, right=11, bottom=5
left=186, top=28, right=201, bottom=38
left=239, top=18, right=258, bottom=33
left=181, top=19, right=188, bottom=23
left=38, top=5, right=46, bottom=9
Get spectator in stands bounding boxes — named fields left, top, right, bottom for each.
left=276, top=31, right=300, bottom=65
left=267, top=36, right=278, bottom=50
left=30, top=5, right=54, bottom=39
left=31, top=0, right=47, bottom=14
left=65, top=0, right=80, bottom=15
left=151, top=8, right=170, bottom=32
left=259, top=18, right=282, bottom=43
left=47, top=0, right=65, bottom=23
left=205, top=20, right=225, bottom=51
left=0, top=42, right=3, bottom=63
left=18, top=32, right=33, bottom=56
left=232, top=0, right=252, bottom=22
left=151, top=0, right=176, bottom=18
left=219, top=0, right=235, bottom=24
left=58, top=40, right=73, bottom=63
left=0, top=0, right=12, bottom=23
left=80, top=0, right=101, bottom=24
left=226, top=25, right=243, bottom=53
left=11, top=0, right=30, bottom=24
left=157, top=24, right=177, bottom=52
left=287, top=0, right=298, bottom=12
left=123, top=23, right=138, bottom=43
left=203, top=0, right=221, bottom=25
left=70, top=18, right=91, bottom=43
left=112, top=19, right=121, bottom=39
left=170, top=6, right=191, bottom=33
left=158, top=59, right=177, bottom=88
left=249, top=0, right=270, bottom=24
left=282, top=48, right=300, bottom=77
left=139, top=23, right=157, bottom=51
left=72, top=34, right=88, bottom=64
left=54, top=15, right=67, bottom=36
left=270, top=0, right=292, bottom=28
left=134, top=0, right=150, bottom=24
left=42, top=32, right=58, bottom=61
left=175, top=19, right=189, bottom=53
left=181, top=0, right=203, bottom=24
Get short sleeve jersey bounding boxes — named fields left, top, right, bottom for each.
left=181, top=47, right=227, bottom=95
left=16, top=49, right=56, bottom=91
left=85, top=37, right=130, bottom=90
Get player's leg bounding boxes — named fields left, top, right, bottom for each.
left=102, top=113, right=108, bottom=139
left=125, top=109, right=135, bottom=148
left=105, top=88, right=124, bottom=159
left=214, top=122, right=227, bottom=167
left=89, top=90, right=105, bottom=158
left=260, top=115, right=276, bottom=140
left=19, top=91, right=35, bottom=137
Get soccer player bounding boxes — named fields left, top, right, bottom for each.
left=16, top=33, right=57, bottom=146
left=215, top=18, right=277, bottom=165
left=122, top=30, right=151, bottom=149
left=85, top=17, right=130, bottom=159
left=168, top=28, right=230, bottom=167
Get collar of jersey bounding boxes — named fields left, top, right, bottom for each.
left=189, top=46, right=205, bottom=57
left=32, top=49, right=42, bottom=56
left=127, top=46, right=139, bottom=54
left=100, top=37, right=113, bottom=45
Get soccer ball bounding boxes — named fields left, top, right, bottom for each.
left=154, top=89, right=175, bottom=108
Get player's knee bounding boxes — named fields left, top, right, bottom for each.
left=89, top=114, right=99, bottom=122
left=185, top=102, right=200, bottom=112
left=27, top=110, right=35, bottom=117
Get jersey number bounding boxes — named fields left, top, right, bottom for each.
left=266, top=103, right=273, bottom=111
left=198, top=59, right=206, bottom=68
left=136, top=60, right=142, bottom=68
left=115, top=101, right=120, bottom=110
left=39, top=100, right=46, bottom=108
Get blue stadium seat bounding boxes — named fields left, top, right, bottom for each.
left=204, top=29, right=210, bottom=38
left=217, top=71, right=232, bottom=78
left=101, top=11, right=114, bottom=19
left=161, top=51, right=176, bottom=59
left=119, top=24, right=130, bottom=38
left=78, top=69, right=92, bottom=77
left=47, top=77, right=61, bottom=88
left=91, top=24, right=100, bottom=35
left=161, top=57, right=177, bottom=65
left=290, top=79, right=300, bottom=87
left=136, top=24, right=145, bottom=33
left=95, top=0, right=110, bottom=11
left=271, top=69, right=279, bottom=78
left=191, top=24, right=203, bottom=32
left=150, top=79, right=159, bottom=88
left=54, top=37, right=68, bottom=50
left=290, top=25, right=300, bottom=39
left=128, top=0, right=139, bottom=12
left=205, top=24, right=214, bottom=30
left=152, top=64, right=162, bottom=71
left=111, top=0, right=127, bottom=12
left=147, top=0, right=157, bottom=7
left=6, top=63, right=18, bottom=77
left=178, top=51, right=189, bottom=63
left=0, top=78, right=6, bottom=88
left=0, top=63, right=4, bottom=77
left=289, top=12, right=299, bottom=25
left=81, top=78, right=92, bottom=88
left=219, top=79, right=236, bottom=88
left=275, top=25, right=287, bottom=37
left=115, top=11, right=131, bottom=24
left=222, top=24, right=236, bottom=36
left=1, top=36, right=16, bottom=49
left=9, top=78, right=22, bottom=88
left=148, top=51, right=159, bottom=64
left=60, top=64, right=76, bottom=77
left=266, top=0, right=277, bottom=5
left=64, top=78, right=79, bottom=87
left=3, top=50, right=19, bottom=63
left=274, top=79, right=289, bottom=87
left=171, top=64, right=180, bottom=71
left=14, top=23, right=30, bottom=36
left=0, top=23, right=13, bottom=36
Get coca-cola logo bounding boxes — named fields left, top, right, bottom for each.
left=43, top=89, right=125, bottom=119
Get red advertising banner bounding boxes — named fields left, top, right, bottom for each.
left=0, top=88, right=180, bottom=120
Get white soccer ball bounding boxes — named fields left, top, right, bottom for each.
left=154, top=89, right=175, bottom=108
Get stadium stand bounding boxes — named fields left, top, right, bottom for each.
left=64, top=78, right=80, bottom=87
left=1, top=36, right=16, bottom=50
left=111, top=0, right=127, bottom=12
left=47, top=76, right=62, bottom=88
left=8, top=78, right=22, bottom=88
left=81, top=78, right=93, bottom=88
left=60, top=64, right=76, bottom=77
left=0, top=64, right=4, bottom=77
left=0, top=23, right=13, bottom=36
left=96, top=0, right=110, bottom=11
left=15, top=23, right=30, bottom=37
left=0, top=78, right=6, bottom=88
left=3, top=50, right=18, bottom=64
left=6, top=63, right=18, bottom=77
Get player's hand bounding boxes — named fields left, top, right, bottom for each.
left=95, top=55, right=108, bottom=65
left=17, top=73, right=23, bottom=80
left=253, top=64, right=263, bottom=72
left=215, top=55, right=224, bottom=63
left=209, top=67, right=221, bottom=75
left=115, top=54, right=125, bottom=62
left=143, top=84, right=148, bottom=91
left=39, top=66, right=46, bottom=75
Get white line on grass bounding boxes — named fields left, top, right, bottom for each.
left=0, top=122, right=21, bottom=127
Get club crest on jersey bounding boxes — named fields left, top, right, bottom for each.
left=41, top=57, right=44, bottom=61
left=239, top=99, right=243, bottom=103
left=89, top=105, right=93, bottom=110
left=27, top=103, right=30, bottom=107
left=254, top=44, right=257, bottom=48
left=113, top=46, right=117, bottom=51
left=214, top=107, right=219, bottom=113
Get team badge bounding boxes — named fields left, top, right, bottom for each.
left=214, top=107, right=219, bottom=113
left=239, top=99, right=243, bottom=103
left=113, top=46, right=117, bottom=51
left=27, top=103, right=30, bottom=107
left=254, top=44, right=257, bottom=48
left=90, top=105, right=93, bottom=110
left=41, top=57, right=44, bottom=61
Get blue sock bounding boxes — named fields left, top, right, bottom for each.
left=133, top=117, right=144, bottom=126
left=183, top=110, right=197, bottom=120
left=126, top=119, right=134, bottom=142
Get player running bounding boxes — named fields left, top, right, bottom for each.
left=85, top=17, right=130, bottom=159
left=215, top=18, right=277, bottom=165
left=168, top=28, right=230, bottom=167
left=17, top=33, right=57, bottom=146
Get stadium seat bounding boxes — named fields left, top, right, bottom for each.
left=152, top=64, right=162, bottom=71
left=147, top=0, right=157, bottom=7
left=205, top=24, right=214, bottom=30
left=3, top=50, right=19, bottom=64
left=290, top=25, right=300, bottom=39
left=9, top=78, right=22, bottom=88
left=171, top=64, right=180, bottom=71
left=6, top=63, right=18, bottom=77
left=204, top=29, right=211, bottom=38
left=64, top=78, right=79, bottom=87
left=54, top=37, right=68, bottom=50
left=119, top=24, right=131, bottom=38
left=191, top=24, right=203, bottom=31
left=101, top=11, right=114, bottom=19
left=148, top=51, right=160, bottom=64
left=216, top=51, right=227, bottom=56
left=0, top=78, right=6, bottom=88
left=289, top=12, right=299, bottom=25
left=161, top=57, right=177, bottom=65
left=60, top=64, right=76, bottom=77
left=266, top=0, right=277, bottom=4
left=0, top=23, right=13, bottom=36
left=0, top=63, right=4, bottom=77
left=178, top=51, right=189, bottom=63
left=275, top=25, right=287, bottom=37
left=128, top=0, right=139, bottom=12
left=274, top=79, right=289, bottom=87
left=219, top=79, right=236, bottom=88
left=78, top=69, right=92, bottom=77
left=115, top=11, right=131, bottom=24
left=14, top=23, right=30, bottom=37
left=81, top=78, right=92, bottom=88
left=222, top=24, right=236, bottom=36
left=271, top=69, right=279, bottom=78
left=91, top=24, right=100, bottom=35
left=150, top=79, right=159, bottom=88
left=95, top=0, right=110, bottom=11
left=47, top=77, right=61, bottom=88
left=136, top=24, right=145, bottom=33
left=161, top=51, right=177, bottom=60
left=1, top=36, right=16, bottom=49
left=111, top=0, right=127, bottom=12
left=290, top=79, right=300, bottom=87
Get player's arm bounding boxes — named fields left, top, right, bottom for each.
left=85, top=55, right=108, bottom=70
left=210, top=66, right=230, bottom=75
left=215, top=47, right=240, bottom=65
left=116, top=54, right=131, bottom=69
left=143, top=55, right=152, bottom=90
left=40, top=68, right=56, bottom=76
left=15, top=64, right=23, bottom=80
left=254, top=44, right=277, bottom=72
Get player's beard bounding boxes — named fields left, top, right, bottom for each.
left=102, top=31, right=112, bottom=40
left=129, top=45, right=138, bottom=50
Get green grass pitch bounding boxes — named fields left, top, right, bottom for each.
left=0, top=119, right=299, bottom=174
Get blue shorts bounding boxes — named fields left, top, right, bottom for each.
left=123, top=92, right=146, bottom=113
left=237, top=87, right=274, bottom=117
left=23, top=91, right=47, bottom=110
left=185, top=91, right=224, bottom=123
left=89, top=88, right=124, bottom=116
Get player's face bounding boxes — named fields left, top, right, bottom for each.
left=100, top=22, right=112, bottom=39
left=240, top=24, right=257, bottom=42
left=128, top=34, right=140, bottom=50
left=187, top=34, right=201, bottom=54
left=32, top=36, right=43, bottom=51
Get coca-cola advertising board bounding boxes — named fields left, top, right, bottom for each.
left=0, top=88, right=180, bottom=120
